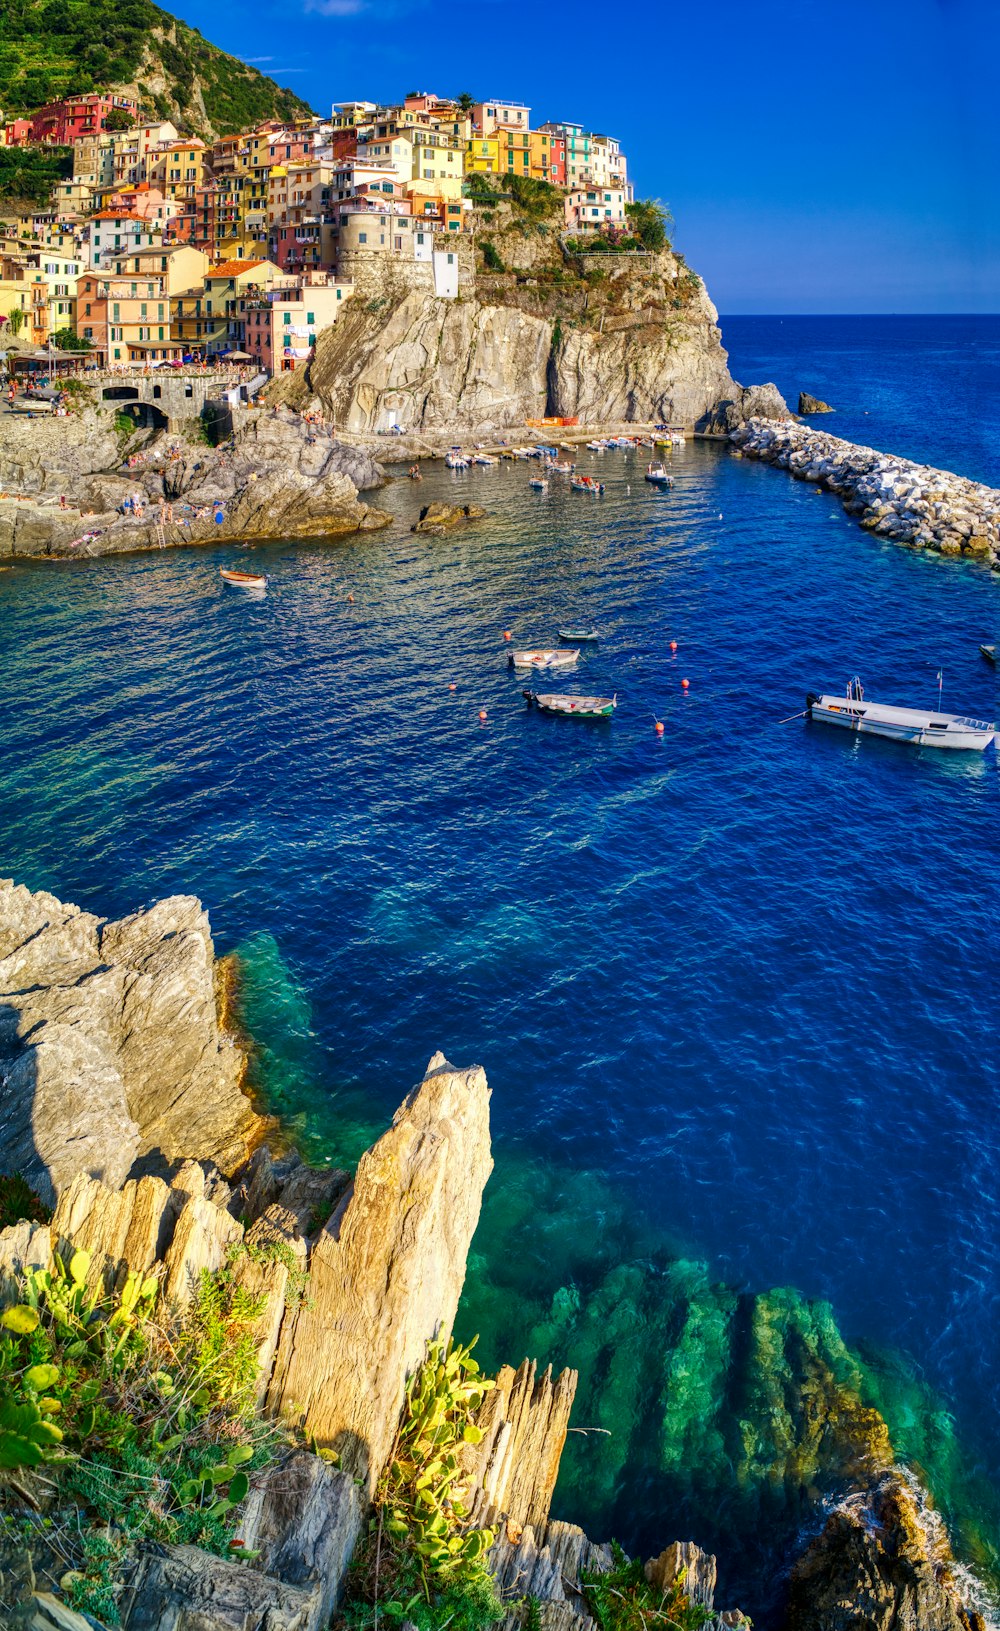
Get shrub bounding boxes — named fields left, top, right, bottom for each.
left=0, top=1173, right=51, bottom=1231
left=581, top=1543, right=715, bottom=1631
left=624, top=200, right=673, bottom=253
left=343, top=1337, right=503, bottom=1631
left=481, top=241, right=504, bottom=273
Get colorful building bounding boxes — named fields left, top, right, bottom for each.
left=244, top=271, right=353, bottom=372
left=564, top=185, right=627, bottom=231
left=4, top=94, right=138, bottom=148
left=472, top=100, right=531, bottom=136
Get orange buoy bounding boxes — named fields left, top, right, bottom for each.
left=681, top=678, right=690, bottom=690
left=655, top=721, right=665, bottom=735
left=503, top=630, right=512, bottom=641
left=347, top=592, right=354, bottom=603
left=478, top=710, right=488, bottom=721
left=449, top=683, right=457, bottom=691
left=670, top=639, right=678, bottom=652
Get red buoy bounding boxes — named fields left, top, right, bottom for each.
left=503, top=630, right=512, bottom=641
left=670, top=639, right=678, bottom=652
left=655, top=721, right=665, bottom=735
left=681, top=678, right=690, bottom=690
left=449, top=683, right=457, bottom=691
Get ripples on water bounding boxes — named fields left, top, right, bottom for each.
left=1, top=438, right=997, bottom=1612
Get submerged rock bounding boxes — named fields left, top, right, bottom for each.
left=412, top=501, right=488, bottom=534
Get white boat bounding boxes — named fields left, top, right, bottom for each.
left=523, top=689, right=616, bottom=719
left=529, top=477, right=548, bottom=491
left=645, top=463, right=674, bottom=487
left=551, top=460, right=575, bottom=475
left=445, top=451, right=469, bottom=470
left=220, top=567, right=267, bottom=592
left=472, top=454, right=497, bottom=466
left=509, top=647, right=580, bottom=670
left=806, top=678, right=995, bottom=751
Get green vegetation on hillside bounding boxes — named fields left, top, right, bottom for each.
left=0, top=143, right=72, bottom=205
left=0, top=0, right=311, bottom=132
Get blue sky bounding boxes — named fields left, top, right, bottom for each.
left=185, top=0, right=999, bottom=313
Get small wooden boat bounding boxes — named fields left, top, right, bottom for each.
left=806, top=678, right=994, bottom=751
left=445, top=448, right=469, bottom=469
left=523, top=689, right=616, bottom=718
left=980, top=643, right=996, bottom=665
left=645, top=463, right=674, bottom=487
left=220, top=567, right=267, bottom=591
left=509, top=647, right=580, bottom=670
left=558, top=625, right=599, bottom=641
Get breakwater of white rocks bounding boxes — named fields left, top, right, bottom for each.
left=730, top=418, right=1000, bottom=571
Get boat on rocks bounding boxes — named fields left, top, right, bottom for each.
left=220, top=567, right=267, bottom=592
left=509, top=648, right=580, bottom=670
left=645, top=463, right=674, bottom=487
left=806, top=678, right=995, bottom=751
left=980, top=643, right=996, bottom=664
left=522, top=689, right=617, bottom=718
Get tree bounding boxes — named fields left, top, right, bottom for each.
left=104, top=108, right=134, bottom=132
left=458, top=92, right=474, bottom=112
left=6, top=308, right=26, bottom=336
left=52, top=326, right=92, bottom=351
left=625, top=198, right=673, bottom=253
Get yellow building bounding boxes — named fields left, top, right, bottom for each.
left=172, top=256, right=282, bottom=356
left=499, top=128, right=531, bottom=178
left=466, top=135, right=500, bottom=175
left=150, top=140, right=208, bottom=202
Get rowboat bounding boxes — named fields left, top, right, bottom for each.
left=220, top=567, right=267, bottom=591
left=523, top=689, right=616, bottom=719
left=509, top=648, right=580, bottom=670
left=980, top=643, right=996, bottom=665
left=645, top=463, right=674, bottom=487
left=806, top=678, right=994, bottom=751
left=529, top=477, right=548, bottom=491
left=571, top=475, right=604, bottom=494
left=444, top=452, right=468, bottom=469
left=557, top=625, right=599, bottom=641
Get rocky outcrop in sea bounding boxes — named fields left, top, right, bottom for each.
left=0, top=406, right=390, bottom=560
left=0, top=880, right=992, bottom=1631
left=731, top=418, right=1000, bottom=569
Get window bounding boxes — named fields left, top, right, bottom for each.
left=306, top=312, right=314, bottom=323
left=359, top=231, right=367, bottom=243
left=283, top=312, right=291, bottom=324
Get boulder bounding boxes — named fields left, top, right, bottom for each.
left=0, top=879, right=265, bottom=1205
left=412, top=502, right=487, bottom=534
left=787, top=1470, right=984, bottom=1631
left=120, top=1543, right=316, bottom=1631
left=267, top=1052, right=492, bottom=1497
left=236, top=1450, right=364, bottom=1629
left=798, top=392, right=834, bottom=414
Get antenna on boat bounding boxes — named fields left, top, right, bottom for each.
left=936, top=668, right=944, bottom=712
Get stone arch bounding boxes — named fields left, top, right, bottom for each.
left=102, top=385, right=139, bottom=401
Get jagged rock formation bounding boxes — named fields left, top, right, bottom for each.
left=0, top=407, right=389, bottom=559
left=0, top=879, right=263, bottom=1203
left=788, top=1471, right=986, bottom=1631
left=798, top=392, right=834, bottom=414
left=732, top=417, right=1000, bottom=568
left=267, top=1052, right=493, bottom=1496
left=284, top=213, right=786, bottom=436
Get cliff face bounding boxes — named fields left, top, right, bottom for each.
left=295, top=207, right=784, bottom=435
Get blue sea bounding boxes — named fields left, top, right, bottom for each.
left=0, top=317, right=997, bottom=1615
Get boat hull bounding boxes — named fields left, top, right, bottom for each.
left=220, top=569, right=267, bottom=591
left=509, top=649, right=580, bottom=670
left=523, top=689, right=616, bottom=719
left=807, top=694, right=994, bottom=751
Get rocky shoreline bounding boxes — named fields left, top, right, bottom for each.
left=0, top=406, right=390, bottom=561
left=731, top=418, right=1000, bottom=570
left=0, top=878, right=992, bottom=1631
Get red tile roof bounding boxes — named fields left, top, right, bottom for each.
left=207, top=258, right=267, bottom=276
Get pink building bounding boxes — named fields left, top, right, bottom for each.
left=5, top=94, right=138, bottom=147
left=244, top=272, right=353, bottom=373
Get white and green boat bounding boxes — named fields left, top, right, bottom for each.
left=523, top=690, right=616, bottom=719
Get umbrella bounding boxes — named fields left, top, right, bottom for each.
left=224, top=350, right=252, bottom=361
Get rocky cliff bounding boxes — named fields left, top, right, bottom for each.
left=0, top=406, right=389, bottom=559
left=282, top=201, right=785, bottom=436
left=0, top=880, right=988, bottom=1631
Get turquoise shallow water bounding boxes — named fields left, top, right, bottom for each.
left=1, top=368, right=998, bottom=1610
